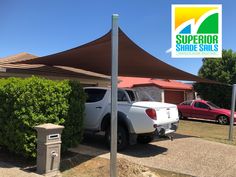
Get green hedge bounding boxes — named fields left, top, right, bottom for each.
left=0, top=76, right=86, bottom=157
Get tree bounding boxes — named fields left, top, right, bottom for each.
left=194, top=49, right=236, bottom=109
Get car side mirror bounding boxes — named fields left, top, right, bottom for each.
left=208, top=107, right=211, bottom=110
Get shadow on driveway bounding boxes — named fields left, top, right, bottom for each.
left=121, top=143, right=167, bottom=157
left=81, top=133, right=195, bottom=158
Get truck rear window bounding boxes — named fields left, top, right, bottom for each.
left=85, top=89, right=106, bottom=103
left=125, top=90, right=136, bottom=102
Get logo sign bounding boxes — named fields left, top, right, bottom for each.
left=171, top=4, right=222, bottom=58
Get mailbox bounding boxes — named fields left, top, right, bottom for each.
left=35, top=123, right=64, bottom=175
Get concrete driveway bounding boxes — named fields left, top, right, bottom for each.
left=70, top=133, right=236, bottom=177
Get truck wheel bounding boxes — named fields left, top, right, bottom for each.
left=178, top=111, right=183, bottom=119
left=137, top=135, right=154, bottom=144
left=105, top=126, right=128, bottom=151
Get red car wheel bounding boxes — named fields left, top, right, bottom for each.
left=218, top=115, right=229, bottom=125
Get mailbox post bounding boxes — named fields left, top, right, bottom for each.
left=35, top=123, right=64, bottom=175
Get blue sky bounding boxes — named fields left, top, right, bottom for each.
left=0, top=0, right=235, bottom=75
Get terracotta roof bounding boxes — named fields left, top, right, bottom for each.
left=118, top=76, right=192, bottom=90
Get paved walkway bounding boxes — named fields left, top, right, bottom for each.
left=71, top=134, right=236, bottom=177
left=0, top=161, right=42, bottom=177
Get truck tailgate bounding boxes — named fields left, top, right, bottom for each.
left=155, top=107, right=179, bottom=125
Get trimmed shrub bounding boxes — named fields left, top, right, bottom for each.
left=0, top=76, right=86, bottom=157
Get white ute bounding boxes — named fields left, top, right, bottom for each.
left=84, top=87, right=179, bottom=150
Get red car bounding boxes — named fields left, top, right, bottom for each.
left=177, top=100, right=236, bottom=125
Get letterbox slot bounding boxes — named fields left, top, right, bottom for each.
left=48, top=134, right=59, bottom=140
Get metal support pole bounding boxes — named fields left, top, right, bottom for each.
left=229, top=84, right=236, bottom=141
left=110, top=14, right=119, bottom=177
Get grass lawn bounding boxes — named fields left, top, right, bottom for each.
left=177, top=119, right=236, bottom=146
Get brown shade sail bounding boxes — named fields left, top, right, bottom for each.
left=0, top=63, right=110, bottom=80
left=17, top=28, right=216, bottom=83
left=0, top=53, right=110, bottom=85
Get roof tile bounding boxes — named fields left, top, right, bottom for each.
left=118, top=76, right=192, bottom=90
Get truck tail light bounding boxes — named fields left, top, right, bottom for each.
left=146, top=108, right=157, bottom=120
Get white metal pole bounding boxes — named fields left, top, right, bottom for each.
left=229, top=84, right=236, bottom=141
left=110, top=14, right=119, bottom=177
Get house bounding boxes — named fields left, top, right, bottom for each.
left=0, top=52, right=110, bottom=87
left=118, top=76, right=195, bottom=104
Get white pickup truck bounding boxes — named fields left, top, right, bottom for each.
left=84, top=87, right=179, bottom=150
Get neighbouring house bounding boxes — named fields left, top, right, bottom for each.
left=118, top=76, right=195, bottom=104
left=0, top=52, right=110, bottom=87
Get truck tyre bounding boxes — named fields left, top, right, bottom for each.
left=137, top=135, right=154, bottom=144
left=105, top=125, right=128, bottom=151
left=178, top=111, right=183, bottom=119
